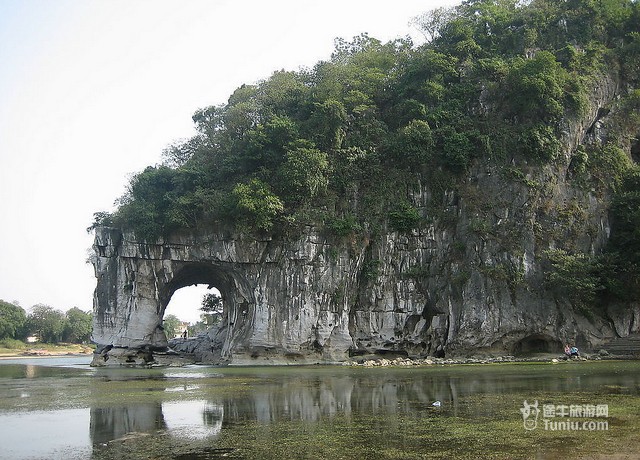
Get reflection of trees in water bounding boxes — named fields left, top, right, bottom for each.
left=25, top=365, right=35, bottom=379
left=203, top=402, right=224, bottom=427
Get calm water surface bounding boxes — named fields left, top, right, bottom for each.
left=1, top=356, right=639, bottom=459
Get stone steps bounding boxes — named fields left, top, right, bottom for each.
left=602, top=333, right=640, bottom=356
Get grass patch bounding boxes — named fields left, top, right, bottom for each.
left=0, top=338, right=27, bottom=353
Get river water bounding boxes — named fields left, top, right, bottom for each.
left=0, top=356, right=639, bottom=459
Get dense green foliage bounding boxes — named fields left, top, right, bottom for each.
left=62, top=307, right=93, bottom=343
left=93, top=0, right=640, bottom=308
left=0, top=301, right=82, bottom=344
left=200, top=292, right=224, bottom=326
left=0, top=303, right=94, bottom=344
left=0, top=300, right=27, bottom=340
left=27, top=305, right=66, bottom=343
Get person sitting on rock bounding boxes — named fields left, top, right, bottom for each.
left=564, top=344, right=571, bottom=357
left=570, top=346, right=579, bottom=358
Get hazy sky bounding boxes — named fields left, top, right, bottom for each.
left=0, top=0, right=458, bottom=323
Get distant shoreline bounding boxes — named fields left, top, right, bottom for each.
left=0, top=352, right=93, bottom=360
left=0, top=353, right=91, bottom=361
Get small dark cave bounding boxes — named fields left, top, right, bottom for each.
left=512, top=333, right=562, bottom=355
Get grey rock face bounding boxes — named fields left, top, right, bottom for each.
left=90, top=73, right=635, bottom=366
left=89, top=206, right=617, bottom=366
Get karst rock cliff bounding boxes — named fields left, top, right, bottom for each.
left=90, top=1, right=640, bottom=366
left=91, top=71, right=640, bottom=365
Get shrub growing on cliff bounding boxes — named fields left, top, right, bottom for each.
left=276, top=146, right=329, bottom=205
left=518, top=124, right=562, bottom=162
left=603, top=166, right=640, bottom=300
left=324, top=214, right=362, bottom=238
left=389, top=202, right=421, bottom=233
left=391, top=119, right=434, bottom=168
left=544, top=249, right=603, bottom=315
left=504, top=51, right=569, bottom=123
left=232, top=179, right=284, bottom=232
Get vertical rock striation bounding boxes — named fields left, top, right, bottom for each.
left=89, top=191, right=631, bottom=366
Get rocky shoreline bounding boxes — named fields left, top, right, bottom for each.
left=92, top=347, right=640, bottom=367
left=341, top=351, right=635, bottom=367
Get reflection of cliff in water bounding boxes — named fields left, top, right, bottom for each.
left=88, top=367, right=640, bottom=446
left=90, top=401, right=223, bottom=445
left=90, top=405, right=166, bottom=444
left=223, top=373, right=462, bottom=422
left=221, top=369, right=640, bottom=422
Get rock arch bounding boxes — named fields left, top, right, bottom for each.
left=90, top=225, right=447, bottom=366
left=91, top=227, right=262, bottom=366
left=161, top=261, right=254, bottom=355
left=91, top=224, right=373, bottom=366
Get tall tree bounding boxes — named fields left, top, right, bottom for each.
left=411, top=6, right=456, bottom=42
left=201, top=292, right=224, bottom=326
left=63, top=308, right=92, bottom=343
left=27, top=304, right=65, bottom=343
left=163, top=314, right=182, bottom=339
left=0, top=300, right=27, bottom=340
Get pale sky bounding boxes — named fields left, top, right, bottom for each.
left=0, top=0, right=458, bottom=324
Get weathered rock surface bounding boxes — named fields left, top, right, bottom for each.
left=90, top=73, right=640, bottom=366
left=88, top=219, right=613, bottom=367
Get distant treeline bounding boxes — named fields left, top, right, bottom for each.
left=0, top=300, right=92, bottom=344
